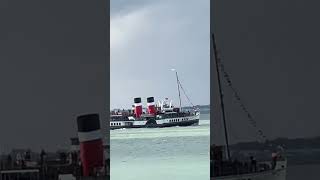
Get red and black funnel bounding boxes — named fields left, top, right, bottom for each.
left=147, top=97, right=156, bottom=115
left=134, top=97, right=142, bottom=118
left=77, top=114, right=104, bottom=176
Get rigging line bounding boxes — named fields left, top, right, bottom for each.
left=217, top=59, right=268, bottom=142
left=177, top=79, right=195, bottom=108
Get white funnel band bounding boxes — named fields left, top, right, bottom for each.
left=78, top=129, right=102, bottom=142
left=134, top=103, right=142, bottom=106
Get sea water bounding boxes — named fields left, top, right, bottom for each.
left=110, top=113, right=210, bottom=180
left=110, top=113, right=320, bottom=180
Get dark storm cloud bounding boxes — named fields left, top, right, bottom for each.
left=211, top=0, right=320, bottom=144
left=0, top=0, right=108, bottom=152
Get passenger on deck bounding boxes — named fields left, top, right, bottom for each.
left=232, top=159, right=240, bottom=174
left=244, top=162, right=249, bottom=173
left=25, top=150, right=31, bottom=161
left=40, top=149, right=47, bottom=166
left=250, top=156, right=257, bottom=172
left=271, top=152, right=278, bottom=169
left=6, top=154, right=12, bottom=169
left=16, top=153, right=22, bottom=168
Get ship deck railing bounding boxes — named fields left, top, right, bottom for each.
left=211, top=168, right=285, bottom=179
left=0, top=169, right=40, bottom=180
left=211, top=159, right=286, bottom=178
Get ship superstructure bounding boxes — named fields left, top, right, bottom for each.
left=110, top=97, right=199, bottom=130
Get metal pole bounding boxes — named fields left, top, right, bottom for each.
left=211, top=32, right=231, bottom=160
left=175, top=71, right=182, bottom=111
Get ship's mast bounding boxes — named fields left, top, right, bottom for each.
left=172, top=69, right=182, bottom=111
left=211, top=32, right=231, bottom=160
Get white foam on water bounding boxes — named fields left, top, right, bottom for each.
left=110, top=120, right=210, bottom=140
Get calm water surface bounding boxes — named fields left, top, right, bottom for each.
left=111, top=113, right=210, bottom=180
left=110, top=113, right=320, bottom=180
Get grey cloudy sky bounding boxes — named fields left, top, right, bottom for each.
left=0, top=0, right=107, bottom=152
left=110, top=0, right=210, bottom=109
left=211, top=0, right=320, bottom=144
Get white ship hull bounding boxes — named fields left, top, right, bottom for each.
left=110, top=112, right=200, bottom=129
